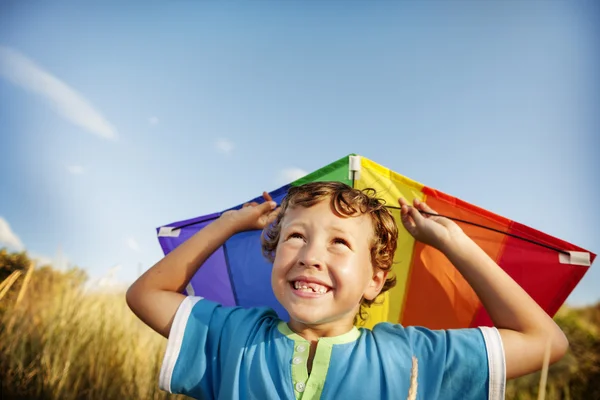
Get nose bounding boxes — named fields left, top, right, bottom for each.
left=298, top=242, right=324, bottom=269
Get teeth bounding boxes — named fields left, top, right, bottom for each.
left=293, top=281, right=328, bottom=294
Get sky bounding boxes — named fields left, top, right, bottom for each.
left=0, top=1, right=598, bottom=305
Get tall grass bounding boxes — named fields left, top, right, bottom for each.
left=0, top=265, right=187, bottom=400
left=1, top=257, right=598, bottom=399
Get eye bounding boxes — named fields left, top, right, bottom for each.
left=332, top=237, right=350, bottom=248
left=287, top=232, right=305, bottom=241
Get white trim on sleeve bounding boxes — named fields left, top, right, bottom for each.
left=159, top=296, right=204, bottom=393
left=479, top=326, right=506, bottom=400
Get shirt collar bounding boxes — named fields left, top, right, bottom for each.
left=277, top=321, right=361, bottom=344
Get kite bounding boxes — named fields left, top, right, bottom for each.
left=156, top=154, right=595, bottom=330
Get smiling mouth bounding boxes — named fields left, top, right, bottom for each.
left=290, top=280, right=332, bottom=294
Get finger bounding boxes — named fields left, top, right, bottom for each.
left=265, top=208, right=282, bottom=224
left=415, top=199, right=438, bottom=215
left=415, top=200, right=452, bottom=227
left=398, top=198, right=411, bottom=216
left=398, top=197, right=409, bottom=207
left=407, top=204, right=425, bottom=224
left=401, top=212, right=416, bottom=231
left=399, top=202, right=418, bottom=231
left=399, top=198, right=421, bottom=227
left=263, top=191, right=273, bottom=202
left=259, top=200, right=278, bottom=213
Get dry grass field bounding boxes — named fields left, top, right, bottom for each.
left=1, top=249, right=598, bottom=399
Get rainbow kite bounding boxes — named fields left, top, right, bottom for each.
left=156, top=154, right=595, bottom=330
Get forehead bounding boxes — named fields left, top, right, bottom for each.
left=281, top=199, right=374, bottom=235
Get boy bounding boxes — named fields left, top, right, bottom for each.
left=126, top=181, right=568, bottom=399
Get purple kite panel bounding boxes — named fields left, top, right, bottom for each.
left=155, top=185, right=293, bottom=309
left=156, top=214, right=236, bottom=306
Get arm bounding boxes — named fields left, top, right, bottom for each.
left=399, top=198, right=568, bottom=379
left=126, top=194, right=279, bottom=338
left=442, top=234, right=567, bottom=378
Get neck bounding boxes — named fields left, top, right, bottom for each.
left=287, top=319, right=356, bottom=342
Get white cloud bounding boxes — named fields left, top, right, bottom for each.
left=126, top=237, right=141, bottom=252
left=0, top=46, right=117, bottom=140
left=277, top=168, right=309, bottom=185
left=215, top=139, right=234, bottom=155
left=0, top=217, right=24, bottom=251
left=149, top=116, right=159, bottom=126
left=29, top=253, right=54, bottom=267
left=84, top=264, right=128, bottom=292
left=66, top=165, right=85, bottom=175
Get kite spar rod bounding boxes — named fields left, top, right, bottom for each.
left=169, top=204, right=570, bottom=256
left=385, top=205, right=571, bottom=256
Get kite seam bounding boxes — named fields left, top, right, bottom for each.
left=222, top=242, right=240, bottom=307
left=171, top=216, right=220, bottom=231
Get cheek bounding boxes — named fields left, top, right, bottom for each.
left=331, top=256, right=361, bottom=280
left=276, top=244, right=295, bottom=260
left=272, top=246, right=296, bottom=275
left=333, top=254, right=372, bottom=284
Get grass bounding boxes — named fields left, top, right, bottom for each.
left=1, top=258, right=598, bottom=399
left=0, top=264, right=187, bottom=400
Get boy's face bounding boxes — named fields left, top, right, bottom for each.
left=271, top=198, right=386, bottom=330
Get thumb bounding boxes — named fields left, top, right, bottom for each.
left=415, top=199, right=436, bottom=215
left=415, top=199, right=448, bottom=223
left=432, top=215, right=455, bottom=229
left=419, top=209, right=455, bottom=229
left=415, top=200, right=456, bottom=227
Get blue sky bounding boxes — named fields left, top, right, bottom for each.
left=0, top=1, right=598, bottom=305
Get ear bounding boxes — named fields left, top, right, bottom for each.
left=364, top=269, right=388, bottom=301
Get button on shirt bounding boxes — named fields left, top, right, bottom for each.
left=159, top=297, right=506, bottom=400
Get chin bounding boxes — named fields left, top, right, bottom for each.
left=287, top=307, right=353, bottom=327
left=287, top=308, right=326, bottom=325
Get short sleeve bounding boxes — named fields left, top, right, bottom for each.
left=158, top=296, right=277, bottom=398
left=372, top=323, right=505, bottom=400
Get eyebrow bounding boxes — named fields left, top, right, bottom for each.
left=329, top=226, right=351, bottom=235
left=281, top=221, right=306, bottom=230
left=283, top=222, right=353, bottom=238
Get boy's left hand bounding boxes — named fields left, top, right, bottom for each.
left=398, top=197, right=464, bottom=251
left=220, top=192, right=280, bottom=233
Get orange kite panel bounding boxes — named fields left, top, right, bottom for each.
left=401, top=190, right=512, bottom=329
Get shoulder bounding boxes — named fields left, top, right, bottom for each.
left=370, top=321, right=499, bottom=349
left=165, top=296, right=282, bottom=365
left=368, top=322, right=506, bottom=399
left=160, top=297, right=283, bottom=396
left=175, top=296, right=280, bottom=337
left=368, top=322, right=504, bottom=362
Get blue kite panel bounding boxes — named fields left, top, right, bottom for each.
left=221, top=186, right=292, bottom=319
left=156, top=185, right=292, bottom=313
left=224, top=229, right=289, bottom=320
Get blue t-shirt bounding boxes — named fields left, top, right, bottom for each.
left=159, top=297, right=505, bottom=399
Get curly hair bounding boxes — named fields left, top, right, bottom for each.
left=261, top=181, right=398, bottom=324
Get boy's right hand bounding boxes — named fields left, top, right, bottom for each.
left=398, top=197, right=465, bottom=252
left=220, top=191, right=281, bottom=233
